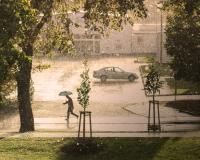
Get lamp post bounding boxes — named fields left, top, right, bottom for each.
left=160, top=9, right=163, bottom=64
left=156, top=1, right=164, bottom=64
left=84, top=28, right=93, bottom=56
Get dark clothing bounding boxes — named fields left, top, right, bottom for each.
left=67, top=109, right=78, bottom=119
left=66, top=96, right=74, bottom=110
left=64, top=95, right=78, bottom=119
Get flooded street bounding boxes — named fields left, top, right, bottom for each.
left=32, top=56, right=146, bottom=103
left=32, top=56, right=147, bottom=118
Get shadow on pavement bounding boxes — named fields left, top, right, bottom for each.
left=92, top=80, right=138, bottom=86
left=165, top=100, right=200, bottom=116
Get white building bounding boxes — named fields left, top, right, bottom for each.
left=70, top=2, right=170, bottom=63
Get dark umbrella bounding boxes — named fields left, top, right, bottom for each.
left=58, top=91, right=72, bottom=96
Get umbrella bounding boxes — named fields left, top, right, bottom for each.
left=59, top=91, right=72, bottom=96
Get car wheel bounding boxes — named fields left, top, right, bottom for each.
left=100, top=75, right=107, bottom=82
left=128, top=75, right=135, bottom=82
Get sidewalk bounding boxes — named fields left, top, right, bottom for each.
left=153, top=95, right=200, bottom=101
left=0, top=96, right=199, bottom=138
left=1, top=130, right=200, bottom=138
left=0, top=114, right=200, bottom=138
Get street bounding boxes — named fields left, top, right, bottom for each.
left=32, top=55, right=147, bottom=118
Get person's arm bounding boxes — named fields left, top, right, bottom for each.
left=63, top=101, right=68, bottom=104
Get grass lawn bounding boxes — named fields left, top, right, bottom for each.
left=166, top=78, right=200, bottom=95
left=140, top=63, right=200, bottom=95
left=135, top=55, right=155, bottom=63
left=140, top=64, right=172, bottom=77
left=0, top=138, right=200, bottom=160
left=166, top=100, right=200, bottom=116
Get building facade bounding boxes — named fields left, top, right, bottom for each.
left=70, top=0, right=170, bottom=63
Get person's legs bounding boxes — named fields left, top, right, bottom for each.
left=71, top=110, right=79, bottom=118
left=66, top=109, right=70, bottom=120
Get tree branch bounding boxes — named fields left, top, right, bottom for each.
left=30, top=0, right=54, bottom=44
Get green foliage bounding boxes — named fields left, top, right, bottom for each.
left=0, top=138, right=200, bottom=160
left=0, top=49, right=18, bottom=103
left=0, top=0, right=37, bottom=48
left=0, top=0, right=37, bottom=103
left=166, top=78, right=200, bottom=95
left=84, top=0, right=147, bottom=33
left=77, top=60, right=91, bottom=111
left=141, top=64, right=173, bottom=77
left=33, top=64, right=51, bottom=72
left=144, top=65, right=163, bottom=96
left=164, top=0, right=200, bottom=82
left=34, top=0, right=147, bottom=55
left=34, top=18, right=76, bottom=56
left=135, top=55, right=155, bottom=63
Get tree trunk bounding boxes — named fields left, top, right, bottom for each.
left=153, top=91, right=155, bottom=130
left=83, top=106, right=86, bottom=138
left=15, top=0, right=54, bottom=133
left=17, top=44, right=34, bottom=132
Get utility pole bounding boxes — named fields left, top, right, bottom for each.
left=160, top=8, right=163, bottom=64
left=156, top=0, right=164, bottom=64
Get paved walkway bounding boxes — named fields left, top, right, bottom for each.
left=0, top=95, right=200, bottom=138
left=1, top=130, right=200, bottom=138
left=153, top=95, right=200, bottom=101
left=0, top=114, right=199, bottom=138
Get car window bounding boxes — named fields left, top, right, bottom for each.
left=114, top=67, right=124, bottom=72
left=105, top=67, right=114, bottom=72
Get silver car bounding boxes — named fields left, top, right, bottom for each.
left=93, top=67, right=138, bottom=82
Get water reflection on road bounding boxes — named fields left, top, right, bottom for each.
left=91, top=80, right=144, bottom=103
left=32, top=56, right=147, bottom=104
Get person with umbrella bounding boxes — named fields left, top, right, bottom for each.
left=59, top=91, right=79, bottom=121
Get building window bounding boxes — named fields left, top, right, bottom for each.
left=74, top=40, right=93, bottom=54
left=74, top=33, right=100, bottom=54
left=115, top=44, right=122, bottom=50
left=95, top=41, right=100, bottom=54
left=137, top=36, right=144, bottom=44
left=74, top=34, right=81, bottom=39
left=115, top=40, right=122, bottom=50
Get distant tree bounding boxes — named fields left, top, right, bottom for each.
left=164, top=0, right=200, bottom=82
left=77, top=59, right=91, bottom=138
left=77, top=60, right=91, bottom=113
left=84, top=0, right=147, bottom=33
left=144, top=65, right=163, bottom=103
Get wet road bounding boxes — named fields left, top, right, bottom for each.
left=32, top=56, right=146, bottom=104
left=31, top=56, right=148, bottom=119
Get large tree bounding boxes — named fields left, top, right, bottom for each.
left=0, top=0, right=54, bottom=132
left=164, top=0, right=200, bottom=82
left=0, top=0, right=147, bottom=132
